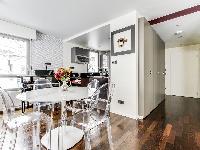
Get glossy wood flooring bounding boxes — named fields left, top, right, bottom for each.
left=91, top=95, right=200, bottom=150
left=148, top=96, right=200, bottom=150
left=1, top=95, right=200, bottom=150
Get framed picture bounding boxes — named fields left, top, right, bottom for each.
left=111, top=25, right=135, bottom=56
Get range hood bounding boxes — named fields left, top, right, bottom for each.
left=71, top=47, right=90, bottom=64
left=75, top=55, right=89, bottom=64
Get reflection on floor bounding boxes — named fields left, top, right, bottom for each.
left=1, top=95, right=200, bottom=150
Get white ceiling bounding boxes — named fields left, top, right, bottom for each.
left=69, top=11, right=200, bottom=50
left=0, top=0, right=199, bottom=40
left=69, top=25, right=110, bottom=51
left=153, top=12, right=200, bottom=48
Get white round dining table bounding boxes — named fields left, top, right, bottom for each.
left=16, top=86, right=89, bottom=103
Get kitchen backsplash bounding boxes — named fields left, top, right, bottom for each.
left=30, top=32, right=63, bottom=71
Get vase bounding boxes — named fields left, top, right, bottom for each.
left=61, top=80, right=68, bottom=91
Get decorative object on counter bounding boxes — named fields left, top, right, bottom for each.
left=54, top=67, right=72, bottom=91
left=111, top=25, right=135, bottom=56
left=45, top=62, right=51, bottom=70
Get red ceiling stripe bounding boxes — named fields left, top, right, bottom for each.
left=149, top=5, right=200, bottom=25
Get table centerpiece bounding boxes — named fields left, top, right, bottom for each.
left=54, top=67, right=72, bottom=91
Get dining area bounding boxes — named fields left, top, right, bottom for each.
left=0, top=67, right=113, bottom=150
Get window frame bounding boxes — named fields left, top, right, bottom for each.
left=0, top=33, right=30, bottom=77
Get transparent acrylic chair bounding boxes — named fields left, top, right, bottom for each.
left=63, top=79, right=99, bottom=118
left=41, top=120, right=84, bottom=150
left=31, top=79, right=61, bottom=149
left=21, top=78, right=60, bottom=113
left=70, top=83, right=114, bottom=150
left=87, top=79, right=99, bottom=97
left=0, top=87, right=50, bottom=150
left=39, top=79, right=85, bottom=150
left=31, top=78, right=60, bottom=112
left=33, top=78, right=53, bottom=90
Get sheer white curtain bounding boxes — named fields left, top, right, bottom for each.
left=0, top=34, right=28, bottom=89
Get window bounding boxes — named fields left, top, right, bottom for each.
left=0, top=35, right=28, bottom=75
left=102, top=54, right=109, bottom=69
left=88, top=51, right=99, bottom=73
left=0, top=34, right=28, bottom=89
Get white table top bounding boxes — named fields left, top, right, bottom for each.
left=16, top=87, right=88, bottom=103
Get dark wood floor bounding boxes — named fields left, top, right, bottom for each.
left=91, top=95, right=200, bottom=150
left=1, top=95, right=200, bottom=150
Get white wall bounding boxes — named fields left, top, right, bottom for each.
left=110, top=11, right=139, bottom=119
left=165, top=44, right=200, bottom=98
left=63, top=42, right=88, bottom=73
left=0, top=19, right=36, bottom=39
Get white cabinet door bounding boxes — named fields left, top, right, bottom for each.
left=144, top=25, right=154, bottom=117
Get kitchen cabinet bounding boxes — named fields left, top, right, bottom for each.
left=139, top=17, right=165, bottom=118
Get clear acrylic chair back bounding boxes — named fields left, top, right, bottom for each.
left=33, top=78, right=56, bottom=90
left=88, top=83, right=109, bottom=111
left=87, top=79, right=99, bottom=97
left=0, top=87, right=15, bottom=119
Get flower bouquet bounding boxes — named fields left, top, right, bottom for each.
left=54, top=67, right=72, bottom=91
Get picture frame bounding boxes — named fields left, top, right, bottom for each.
left=111, top=25, right=135, bottom=56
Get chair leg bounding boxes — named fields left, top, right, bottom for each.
left=58, top=124, right=63, bottom=150
left=9, top=128, right=18, bottom=150
left=50, top=104, right=54, bottom=129
left=106, top=119, right=114, bottom=150
left=84, top=130, right=91, bottom=150
left=0, top=123, right=7, bottom=150
left=32, top=123, right=36, bottom=150
left=32, top=122, right=41, bottom=150
left=36, top=120, right=41, bottom=150
left=46, top=128, right=51, bottom=150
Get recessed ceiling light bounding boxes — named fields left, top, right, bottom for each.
left=174, top=30, right=183, bottom=35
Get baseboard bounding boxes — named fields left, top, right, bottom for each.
left=138, top=116, right=144, bottom=120
left=110, top=111, right=142, bottom=120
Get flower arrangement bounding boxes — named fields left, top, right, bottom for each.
left=54, top=67, right=72, bottom=82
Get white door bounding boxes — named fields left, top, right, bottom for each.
left=168, top=45, right=200, bottom=98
